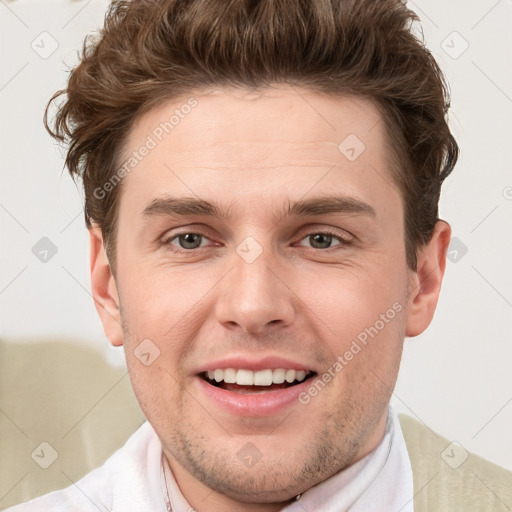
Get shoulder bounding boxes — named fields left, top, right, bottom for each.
left=4, top=422, right=162, bottom=512
left=399, top=414, right=512, bottom=512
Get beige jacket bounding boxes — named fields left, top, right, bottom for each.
left=400, top=414, right=512, bottom=511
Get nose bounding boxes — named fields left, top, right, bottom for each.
left=215, top=242, right=296, bottom=335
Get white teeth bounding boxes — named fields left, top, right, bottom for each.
left=223, top=368, right=237, bottom=383
left=204, top=368, right=311, bottom=386
left=253, top=369, right=273, bottom=386
left=272, top=368, right=286, bottom=384
left=285, top=369, right=296, bottom=383
left=296, top=370, right=306, bottom=382
left=236, top=369, right=254, bottom=385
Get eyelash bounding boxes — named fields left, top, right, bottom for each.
left=161, top=229, right=353, bottom=253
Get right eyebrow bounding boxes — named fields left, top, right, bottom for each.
left=141, top=196, right=234, bottom=219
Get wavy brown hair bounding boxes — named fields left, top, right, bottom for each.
left=45, top=0, right=458, bottom=273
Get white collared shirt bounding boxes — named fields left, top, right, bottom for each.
left=6, top=406, right=414, bottom=512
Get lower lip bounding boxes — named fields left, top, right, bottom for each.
left=194, top=376, right=314, bottom=417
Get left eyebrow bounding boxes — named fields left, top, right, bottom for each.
left=285, top=195, right=376, bottom=218
left=141, top=194, right=376, bottom=221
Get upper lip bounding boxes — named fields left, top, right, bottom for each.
left=195, top=355, right=316, bottom=374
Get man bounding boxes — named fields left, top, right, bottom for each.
left=7, top=0, right=511, bottom=510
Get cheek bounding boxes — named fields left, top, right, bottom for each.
left=300, top=264, right=406, bottom=336
left=299, top=263, right=408, bottom=399
left=321, top=307, right=405, bottom=421
left=124, top=346, right=184, bottom=428
left=119, top=265, right=205, bottom=340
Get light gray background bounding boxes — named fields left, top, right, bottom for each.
left=1, top=0, right=511, bottom=471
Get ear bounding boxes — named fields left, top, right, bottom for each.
left=406, top=220, right=451, bottom=337
left=89, top=225, right=124, bottom=346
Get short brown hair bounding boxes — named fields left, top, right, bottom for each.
left=45, top=0, right=458, bottom=273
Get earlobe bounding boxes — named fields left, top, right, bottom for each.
left=89, top=225, right=124, bottom=346
left=405, top=220, right=452, bottom=337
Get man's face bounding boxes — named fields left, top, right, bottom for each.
left=97, top=86, right=415, bottom=505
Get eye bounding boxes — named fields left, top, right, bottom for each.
left=298, top=231, right=351, bottom=250
left=165, top=232, right=212, bottom=250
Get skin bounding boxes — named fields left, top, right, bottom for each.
left=90, top=85, right=451, bottom=511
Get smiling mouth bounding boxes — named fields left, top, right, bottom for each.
left=200, top=368, right=317, bottom=394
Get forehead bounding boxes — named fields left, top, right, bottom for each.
left=125, top=85, right=385, bottom=165
left=118, top=85, right=399, bottom=219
